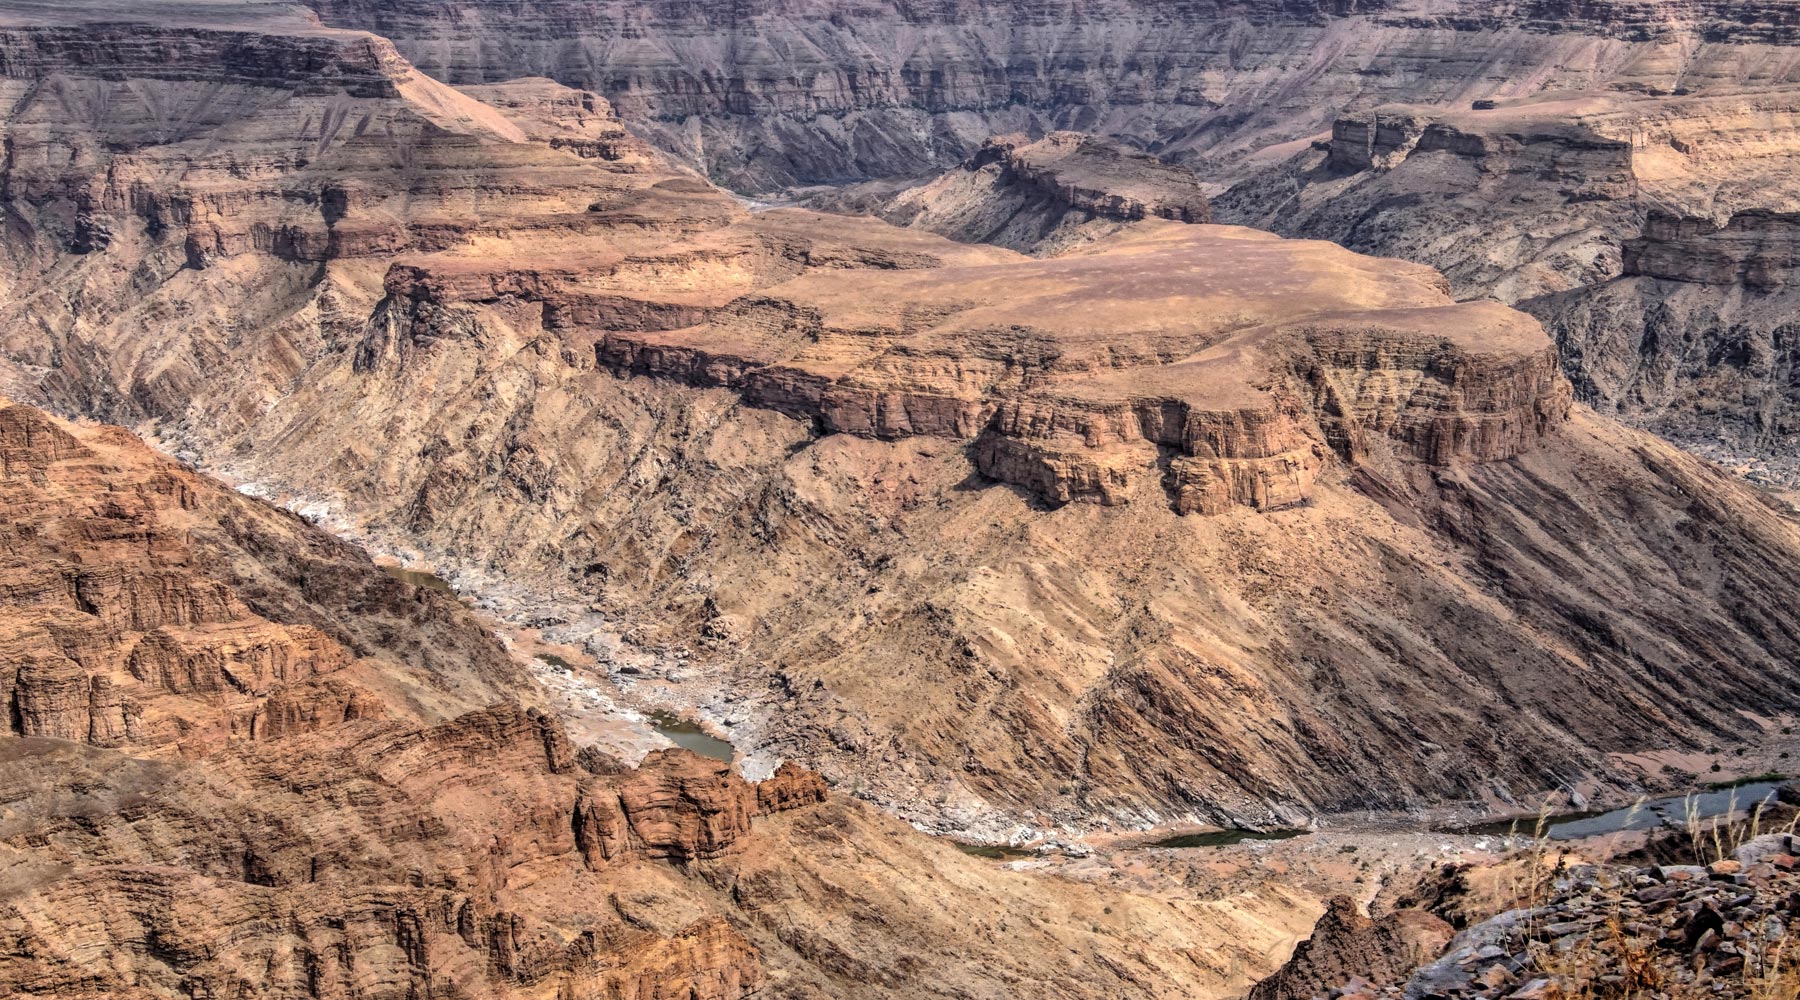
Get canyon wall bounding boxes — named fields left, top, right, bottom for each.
left=287, top=0, right=1800, bottom=475
left=293, top=0, right=1800, bottom=191
left=1527, top=208, right=1800, bottom=481
left=811, top=132, right=1215, bottom=254
left=0, top=397, right=1318, bottom=1000
left=1623, top=209, right=1800, bottom=288
left=8, top=0, right=1800, bottom=834
left=0, top=398, right=529, bottom=751
left=1214, top=87, right=1800, bottom=486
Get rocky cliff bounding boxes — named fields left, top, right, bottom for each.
left=0, top=398, right=529, bottom=751
left=1215, top=87, right=1800, bottom=485
left=1526, top=265, right=1800, bottom=485
left=9, top=0, right=1800, bottom=835
left=811, top=132, right=1212, bottom=254
left=373, top=215, right=1570, bottom=516
left=0, top=399, right=1325, bottom=1000
left=289, top=0, right=1800, bottom=191
left=1623, top=209, right=1800, bottom=288
left=215, top=0, right=1800, bottom=499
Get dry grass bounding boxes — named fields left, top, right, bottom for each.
left=1459, top=791, right=1800, bottom=1000
left=1746, top=926, right=1800, bottom=1000
left=1502, top=800, right=1565, bottom=914
left=1534, top=917, right=1666, bottom=1000
left=1684, top=793, right=1799, bottom=866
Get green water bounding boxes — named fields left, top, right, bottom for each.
left=954, top=842, right=1036, bottom=861
left=648, top=710, right=736, bottom=763
left=1147, top=828, right=1309, bottom=849
left=536, top=653, right=576, bottom=672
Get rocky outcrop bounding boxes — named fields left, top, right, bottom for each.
left=971, top=133, right=1212, bottom=225
left=372, top=218, right=1570, bottom=515
left=1624, top=209, right=1800, bottom=288
left=1217, top=87, right=1800, bottom=486
left=1323, top=109, right=1636, bottom=195
left=610, top=748, right=763, bottom=862
left=1326, top=113, right=1435, bottom=173
left=290, top=0, right=1800, bottom=190
left=755, top=760, right=830, bottom=813
left=811, top=131, right=1210, bottom=254
left=1250, top=897, right=1455, bottom=1000
left=1217, top=96, right=1655, bottom=301
left=0, top=400, right=528, bottom=751
left=1385, top=851, right=1800, bottom=1000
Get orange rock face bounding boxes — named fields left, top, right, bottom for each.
left=7, top=0, right=1800, bottom=842
left=0, top=702, right=780, bottom=1000
left=0, top=401, right=529, bottom=752
left=376, top=214, right=1570, bottom=515
left=0, top=400, right=781, bottom=997
left=0, top=399, right=1334, bottom=1000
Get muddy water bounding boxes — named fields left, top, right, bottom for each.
left=381, top=565, right=457, bottom=594
left=646, top=709, right=736, bottom=763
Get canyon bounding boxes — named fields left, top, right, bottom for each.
left=7, top=0, right=1800, bottom=996
left=810, top=131, right=1217, bottom=254
left=293, top=0, right=1800, bottom=192
left=5, top=0, right=1800, bottom=833
left=1212, top=87, right=1800, bottom=485
left=384, top=0, right=1800, bottom=496
left=0, top=398, right=1336, bottom=999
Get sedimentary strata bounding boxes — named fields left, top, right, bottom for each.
left=814, top=132, right=1214, bottom=255
left=0, top=399, right=526, bottom=750
left=0, top=400, right=1320, bottom=999
left=1216, top=87, right=1800, bottom=484
left=295, top=0, right=1800, bottom=190
left=7, top=0, right=1800, bottom=835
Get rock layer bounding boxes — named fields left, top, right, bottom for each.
left=0, top=399, right=527, bottom=751
left=6, top=0, right=1800, bottom=835
left=1250, top=896, right=1455, bottom=1000
left=816, top=132, right=1214, bottom=255
left=1624, top=209, right=1800, bottom=288
left=1216, top=87, right=1800, bottom=485
left=374, top=216, right=1570, bottom=515
left=292, top=0, right=1800, bottom=191
left=0, top=399, right=1331, bottom=1000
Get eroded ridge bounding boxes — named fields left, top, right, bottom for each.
left=373, top=219, right=1571, bottom=513
left=0, top=400, right=527, bottom=749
